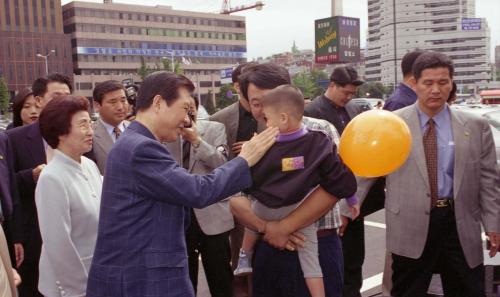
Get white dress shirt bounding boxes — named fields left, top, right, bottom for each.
left=99, top=119, right=126, bottom=143
left=35, top=150, right=102, bottom=297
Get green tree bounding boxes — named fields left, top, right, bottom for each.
left=356, top=82, right=388, bottom=98
left=0, top=77, right=10, bottom=115
left=137, top=57, right=184, bottom=79
left=216, top=84, right=238, bottom=111
left=292, top=70, right=328, bottom=99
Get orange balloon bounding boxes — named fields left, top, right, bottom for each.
left=339, top=110, right=412, bottom=177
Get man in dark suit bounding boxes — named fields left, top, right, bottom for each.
left=304, top=66, right=365, bottom=297
left=6, top=73, right=72, bottom=297
left=86, top=71, right=277, bottom=297
left=384, top=50, right=424, bottom=112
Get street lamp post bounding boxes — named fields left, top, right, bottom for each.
left=36, top=49, right=56, bottom=75
left=162, top=51, right=175, bottom=72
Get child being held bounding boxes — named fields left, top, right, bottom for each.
left=233, top=85, right=357, bottom=297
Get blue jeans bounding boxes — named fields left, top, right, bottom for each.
left=252, top=231, right=343, bottom=297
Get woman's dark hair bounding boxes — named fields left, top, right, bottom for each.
left=412, top=51, right=454, bottom=81
left=238, top=63, right=291, bottom=100
left=39, top=95, right=89, bottom=148
left=12, top=88, right=34, bottom=127
left=135, top=71, right=195, bottom=112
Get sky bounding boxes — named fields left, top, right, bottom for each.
left=61, top=0, right=500, bottom=62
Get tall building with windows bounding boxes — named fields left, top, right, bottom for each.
left=62, top=1, right=247, bottom=105
left=366, top=0, right=491, bottom=89
left=0, top=0, right=73, bottom=95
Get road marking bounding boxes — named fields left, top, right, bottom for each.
left=361, top=272, right=383, bottom=293
left=364, top=220, right=386, bottom=229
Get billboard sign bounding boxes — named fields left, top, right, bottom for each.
left=462, top=18, right=481, bottom=30
left=220, top=67, right=233, bottom=85
left=315, top=16, right=360, bottom=64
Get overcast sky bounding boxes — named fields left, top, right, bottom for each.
left=62, top=0, right=500, bottom=61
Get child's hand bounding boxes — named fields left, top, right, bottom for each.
left=349, top=203, right=360, bottom=220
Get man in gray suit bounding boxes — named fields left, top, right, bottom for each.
left=90, top=80, right=129, bottom=174
left=357, top=51, right=500, bottom=296
left=165, top=96, right=234, bottom=297
left=210, top=63, right=258, bottom=297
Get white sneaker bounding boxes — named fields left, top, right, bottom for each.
left=234, top=249, right=253, bottom=276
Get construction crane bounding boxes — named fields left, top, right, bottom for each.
left=220, top=0, right=264, bottom=14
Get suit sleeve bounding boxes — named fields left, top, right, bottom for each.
left=35, top=174, right=88, bottom=296
left=3, top=136, right=24, bottom=244
left=133, top=141, right=252, bottom=208
left=478, top=119, right=500, bottom=233
left=193, top=124, right=228, bottom=170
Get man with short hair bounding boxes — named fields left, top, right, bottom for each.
left=357, top=51, right=500, bottom=297
left=384, top=50, right=425, bottom=111
left=86, top=71, right=277, bottom=297
left=6, top=73, right=72, bottom=297
left=88, top=80, right=129, bottom=174
left=305, top=66, right=365, bottom=297
left=230, top=63, right=355, bottom=297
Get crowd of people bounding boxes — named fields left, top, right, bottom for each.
left=0, top=50, right=498, bottom=297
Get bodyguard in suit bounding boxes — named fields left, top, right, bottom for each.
left=6, top=73, right=72, bottom=297
left=88, top=80, right=129, bottom=174
left=86, top=71, right=278, bottom=297
left=305, top=66, right=365, bottom=297
left=357, top=52, right=500, bottom=296
left=166, top=96, right=233, bottom=297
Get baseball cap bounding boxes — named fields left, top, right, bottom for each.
left=330, top=66, right=364, bottom=86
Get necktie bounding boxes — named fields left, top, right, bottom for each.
left=113, top=127, right=121, bottom=141
left=423, top=119, right=438, bottom=208
left=182, top=140, right=191, bottom=170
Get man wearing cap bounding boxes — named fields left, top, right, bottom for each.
left=305, top=66, right=366, bottom=297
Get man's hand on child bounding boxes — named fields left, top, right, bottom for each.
left=349, top=203, right=360, bottom=220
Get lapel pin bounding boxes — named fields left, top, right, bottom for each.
left=465, top=131, right=469, bottom=137
left=0, top=155, right=3, bottom=160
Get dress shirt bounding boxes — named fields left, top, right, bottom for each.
left=99, top=119, right=126, bottom=143
left=416, top=105, right=455, bottom=198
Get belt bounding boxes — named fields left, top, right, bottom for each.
left=435, top=199, right=453, bottom=208
left=317, top=228, right=337, bottom=238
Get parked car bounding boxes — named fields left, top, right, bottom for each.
left=350, top=98, right=374, bottom=112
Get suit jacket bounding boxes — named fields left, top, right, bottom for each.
left=356, top=104, right=500, bottom=268
left=86, top=121, right=252, bottom=297
left=165, top=120, right=234, bottom=235
left=6, top=122, right=46, bottom=260
left=90, top=120, right=130, bottom=175
left=210, top=102, right=240, bottom=160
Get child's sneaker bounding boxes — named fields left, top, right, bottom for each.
left=234, top=249, right=253, bottom=276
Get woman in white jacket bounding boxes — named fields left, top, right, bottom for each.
left=35, top=95, right=102, bottom=297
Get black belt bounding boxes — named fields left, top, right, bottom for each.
left=435, top=199, right=453, bottom=208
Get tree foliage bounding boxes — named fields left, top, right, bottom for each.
left=216, top=84, right=238, bottom=111
left=292, top=70, right=328, bottom=99
left=356, top=82, right=388, bottom=98
left=0, top=77, right=10, bottom=114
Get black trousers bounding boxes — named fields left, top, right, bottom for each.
left=185, top=210, right=233, bottom=297
left=341, top=218, right=365, bottom=297
left=391, top=206, right=485, bottom=297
